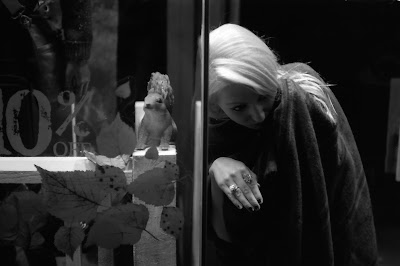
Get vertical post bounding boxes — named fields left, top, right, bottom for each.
left=71, top=103, right=78, bottom=157
left=67, top=86, right=80, bottom=265
left=166, top=1, right=197, bottom=265
left=192, top=1, right=209, bottom=265
left=192, top=101, right=203, bottom=266
left=135, top=102, right=145, bottom=134
left=396, top=126, right=400, bottom=182
left=201, top=0, right=209, bottom=264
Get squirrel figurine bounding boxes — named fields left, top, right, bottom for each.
left=136, top=72, right=176, bottom=151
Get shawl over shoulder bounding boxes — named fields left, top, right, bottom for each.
left=266, top=75, right=378, bottom=265
left=208, top=63, right=378, bottom=265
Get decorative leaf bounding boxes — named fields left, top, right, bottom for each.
left=36, top=165, right=108, bottom=226
left=36, top=164, right=129, bottom=225
left=93, top=164, right=128, bottom=204
left=114, top=113, right=137, bottom=156
left=100, top=204, right=149, bottom=245
left=54, top=226, right=85, bottom=258
left=160, top=207, right=184, bottom=238
left=84, top=151, right=130, bottom=169
left=85, top=217, right=122, bottom=249
left=97, top=193, right=112, bottom=213
left=164, top=160, right=179, bottom=179
left=135, top=157, right=165, bottom=172
left=96, top=113, right=136, bottom=157
left=127, top=165, right=177, bottom=206
left=145, top=146, right=159, bottom=160
left=94, top=164, right=127, bottom=193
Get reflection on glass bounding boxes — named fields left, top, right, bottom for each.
left=0, top=0, right=203, bottom=265
left=0, top=0, right=119, bottom=158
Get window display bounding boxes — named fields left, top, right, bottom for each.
left=0, top=0, right=204, bottom=265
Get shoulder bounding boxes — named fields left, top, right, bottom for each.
left=275, top=78, right=338, bottom=139
left=279, top=63, right=337, bottom=124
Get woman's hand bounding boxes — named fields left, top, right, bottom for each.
left=209, top=157, right=263, bottom=211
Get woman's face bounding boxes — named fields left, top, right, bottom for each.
left=217, top=83, right=274, bottom=129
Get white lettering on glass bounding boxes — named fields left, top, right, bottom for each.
left=6, top=90, right=51, bottom=156
left=0, top=89, right=12, bottom=155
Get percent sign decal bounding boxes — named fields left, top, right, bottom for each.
left=56, top=83, right=94, bottom=136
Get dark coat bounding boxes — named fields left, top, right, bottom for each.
left=208, top=63, right=378, bottom=265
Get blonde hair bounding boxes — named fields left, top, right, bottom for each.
left=278, top=69, right=336, bottom=122
left=208, top=23, right=336, bottom=122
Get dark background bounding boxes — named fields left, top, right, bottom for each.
left=239, top=1, right=400, bottom=264
left=117, top=0, right=167, bottom=127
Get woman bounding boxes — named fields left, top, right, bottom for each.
left=207, top=23, right=378, bottom=265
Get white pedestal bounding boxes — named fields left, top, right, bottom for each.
left=131, top=146, right=177, bottom=266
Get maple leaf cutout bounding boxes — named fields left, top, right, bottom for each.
left=36, top=165, right=127, bottom=226
left=54, top=226, right=85, bottom=258
left=127, top=162, right=178, bottom=206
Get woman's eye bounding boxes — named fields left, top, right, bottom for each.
left=231, top=105, right=245, bottom=112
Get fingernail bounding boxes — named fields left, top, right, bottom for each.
left=237, top=204, right=243, bottom=209
left=247, top=207, right=254, bottom=212
left=257, top=199, right=263, bottom=204
left=254, top=205, right=260, bottom=211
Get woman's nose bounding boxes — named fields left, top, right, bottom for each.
left=250, top=104, right=265, bottom=123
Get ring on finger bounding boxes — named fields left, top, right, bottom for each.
left=229, top=184, right=241, bottom=197
left=243, top=173, right=253, bottom=184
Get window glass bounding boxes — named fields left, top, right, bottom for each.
left=0, top=0, right=204, bottom=265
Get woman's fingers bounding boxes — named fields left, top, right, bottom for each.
left=245, top=170, right=263, bottom=204
left=224, top=179, right=261, bottom=212
left=210, top=157, right=263, bottom=211
left=226, top=170, right=262, bottom=211
left=234, top=180, right=260, bottom=211
left=222, top=184, right=244, bottom=210
left=225, top=183, right=253, bottom=211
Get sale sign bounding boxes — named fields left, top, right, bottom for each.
left=0, top=85, right=94, bottom=157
